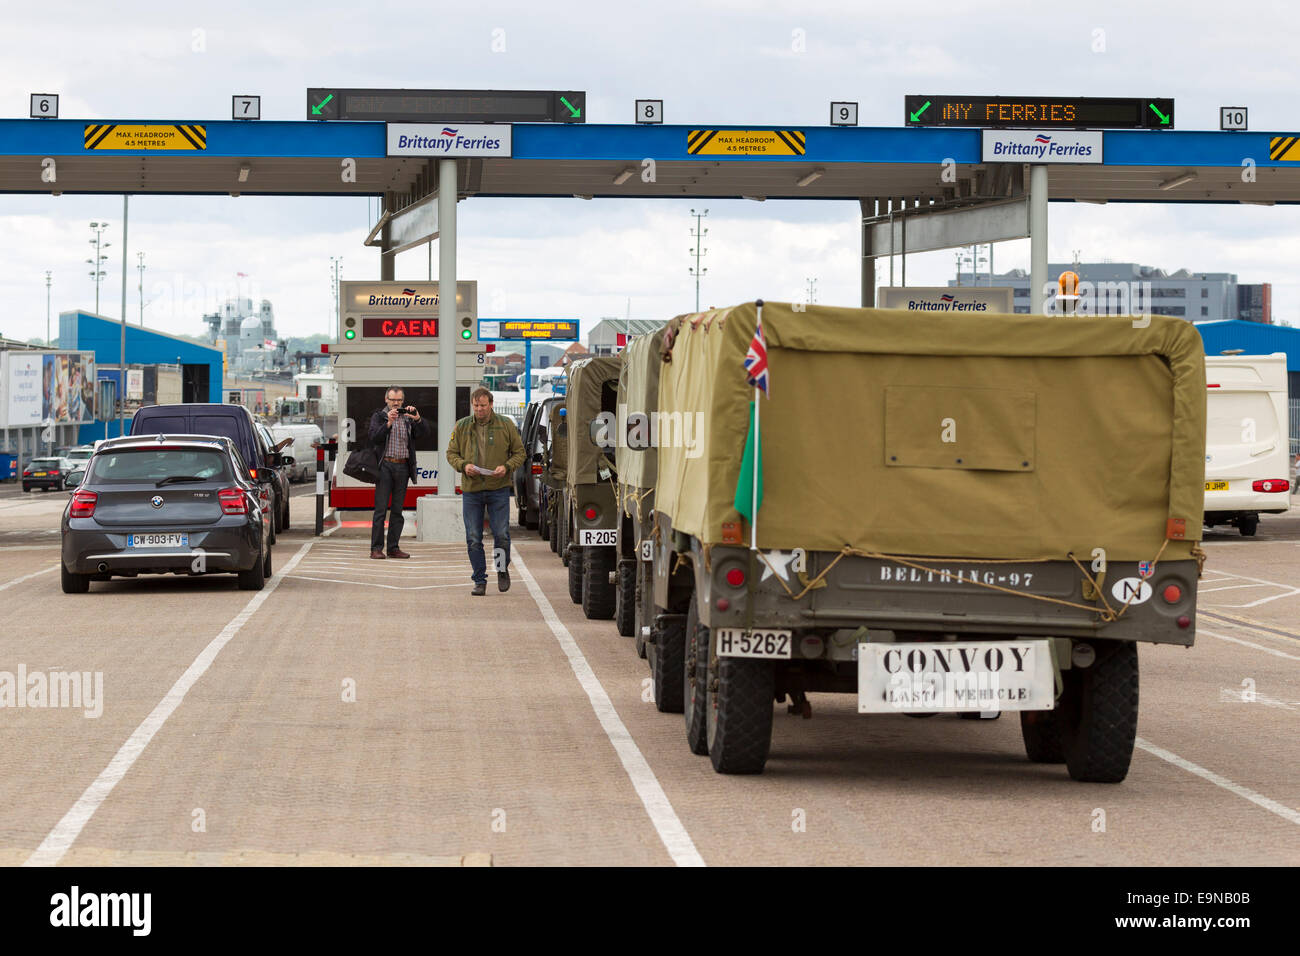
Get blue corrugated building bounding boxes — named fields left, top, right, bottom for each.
left=58, top=310, right=223, bottom=443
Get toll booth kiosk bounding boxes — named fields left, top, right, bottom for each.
left=329, top=280, right=484, bottom=509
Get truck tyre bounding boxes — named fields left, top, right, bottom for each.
left=61, top=563, right=90, bottom=594
left=634, top=570, right=649, bottom=660
left=652, top=613, right=686, bottom=713
left=525, top=505, right=538, bottom=530
left=1019, top=709, right=1066, bottom=762
left=560, top=518, right=571, bottom=566
left=707, top=657, right=775, bottom=774
left=537, top=504, right=548, bottom=541
left=567, top=545, right=584, bottom=603
left=1059, top=640, right=1139, bottom=783
left=1239, top=515, right=1259, bottom=537
left=614, top=559, right=636, bottom=637
left=582, top=548, right=616, bottom=620
left=548, top=507, right=559, bottom=552
left=684, top=600, right=710, bottom=755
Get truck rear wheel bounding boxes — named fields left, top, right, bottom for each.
left=1020, top=709, right=1066, bottom=762
left=1059, top=640, right=1139, bottom=783
left=614, top=559, right=636, bottom=636
left=567, top=546, right=584, bottom=603
left=1239, top=515, right=1259, bottom=537
left=548, top=508, right=559, bottom=552
left=537, top=503, right=548, bottom=541
left=684, top=600, right=710, bottom=755
left=707, top=656, right=774, bottom=774
left=582, top=548, right=616, bottom=619
left=652, top=612, right=685, bottom=713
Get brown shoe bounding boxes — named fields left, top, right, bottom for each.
left=370, top=549, right=386, bottom=559
left=387, top=548, right=411, bottom=559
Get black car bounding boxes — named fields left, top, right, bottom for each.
left=22, top=456, right=75, bottom=492
left=60, top=435, right=272, bottom=594
left=130, top=403, right=291, bottom=545
left=514, top=396, right=563, bottom=531
left=256, top=422, right=293, bottom=533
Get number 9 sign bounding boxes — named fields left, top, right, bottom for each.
left=830, top=101, right=857, bottom=127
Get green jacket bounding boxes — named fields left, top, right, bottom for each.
left=446, top=411, right=525, bottom=493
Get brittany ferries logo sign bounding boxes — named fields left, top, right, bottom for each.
left=387, top=123, right=512, bottom=157
left=982, top=129, right=1103, bottom=164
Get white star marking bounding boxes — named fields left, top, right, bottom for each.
left=758, top=549, right=797, bottom=583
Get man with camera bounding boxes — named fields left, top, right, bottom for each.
left=368, top=387, right=430, bottom=559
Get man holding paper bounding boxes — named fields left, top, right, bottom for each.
left=446, top=388, right=526, bottom=596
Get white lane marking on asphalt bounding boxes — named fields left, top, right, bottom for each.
left=1135, top=738, right=1300, bottom=827
left=286, top=574, right=468, bottom=590
left=0, top=565, right=58, bottom=591
left=22, top=540, right=315, bottom=868
left=0, top=545, right=60, bottom=552
left=1199, top=583, right=1274, bottom=593
left=513, top=551, right=705, bottom=867
left=1201, top=628, right=1300, bottom=661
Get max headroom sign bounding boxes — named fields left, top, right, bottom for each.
left=387, top=123, right=512, bottom=157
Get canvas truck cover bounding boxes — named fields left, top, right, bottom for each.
left=565, top=354, right=625, bottom=485
left=656, top=302, right=1207, bottom=562
left=615, top=327, right=670, bottom=493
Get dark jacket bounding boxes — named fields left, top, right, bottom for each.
left=368, top=406, right=431, bottom=475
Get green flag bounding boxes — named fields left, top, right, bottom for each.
left=733, top=400, right=763, bottom=523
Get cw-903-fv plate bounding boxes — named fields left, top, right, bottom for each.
left=127, top=533, right=189, bottom=549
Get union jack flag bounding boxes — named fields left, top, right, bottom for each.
left=744, top=314, right=769, bottom=395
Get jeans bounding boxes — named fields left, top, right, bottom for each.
left=371, top=460, right=410, bottom=552
left=463, top=487, right=512, bottom=585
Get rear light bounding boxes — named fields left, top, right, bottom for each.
left=1162, top=584, right=1182, bottom=604
left=218, top=488, right=247, bottom=514
left=725, top=568, right=746, bottom=587
left=49, top=469, right=60, bottom=475
left=22, top=471, right=31, bottom=477
left=249, top=467, right=258, bottom=479
left=1177, top=615, right=1191, bottom=629
left=531, top=465, right=543, bottom=475
left=69, top=490, right=97, bottom=517
left=584, top=506, right=597, bottom=520
left=716, top=598, right=730, bottom=612
left=1252, top=479, right=1289, bottom=493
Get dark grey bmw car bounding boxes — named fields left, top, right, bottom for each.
left=61, top=435, right=272, bottom=594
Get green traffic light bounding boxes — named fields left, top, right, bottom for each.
left=345, top=329, right=355, bottom=339
left=461, top=329, right=472, bottom=339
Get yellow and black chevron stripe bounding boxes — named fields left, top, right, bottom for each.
left=1269, top=136, right=1300, bottom=161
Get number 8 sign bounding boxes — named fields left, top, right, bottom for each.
left=635, top=100, right=664, bottom=125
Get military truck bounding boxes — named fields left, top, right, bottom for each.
left=563, top=355, right=625, bottom=617
left=613, top=329, right=670, bottom=651
left=540, top=400, right=569, bottom=555
left=650, top=301, right=1206, bottom=781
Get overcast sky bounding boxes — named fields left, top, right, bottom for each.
left=2, top=0, right=1299, bottom=344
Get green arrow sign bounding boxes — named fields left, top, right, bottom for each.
left=909, top=100, right=931, bottom=123
left=1148, top=102, right=1169, bottom=125
left=560, top=96, right=581, bottom=119
left=311, top=93, right=334, bottom=116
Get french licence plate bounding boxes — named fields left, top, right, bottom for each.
left=716, top=628, right=792, bottom=659
left=127, top=533, right=189, bottom=549
left=1205, top=480, right=1229, bottom=491
left=578, top=529, right=616, bottom=546
left=858, top=640, right=1054, bottom=714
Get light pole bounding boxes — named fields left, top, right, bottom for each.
left=805, top=277, right=818, bottom=305
left=86, top=221, right=110, bottom=314
left=44, top=271, right=52, bottom=345
left=688, top=209, right=708, bottom=312
left=137, top=252, right=146, bottom=325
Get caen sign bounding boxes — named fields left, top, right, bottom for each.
left=363, top=318, right=438, bottom=338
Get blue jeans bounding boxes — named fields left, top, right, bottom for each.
left=371, top=460, right=410, bottom=552
left=463, top=487, right=512, bottom=585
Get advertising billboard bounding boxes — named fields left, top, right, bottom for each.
left=2, top=351, right=96, bottom=426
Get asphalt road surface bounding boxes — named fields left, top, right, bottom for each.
left=1, top=484, right=1296, bottom=866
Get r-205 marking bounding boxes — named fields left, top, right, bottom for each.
left=579, top=529, right=617, bottom=546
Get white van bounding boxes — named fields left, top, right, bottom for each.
left=1204, top=353, right=1292, bottom=536
left=268, top=423, right=325, bottom=482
